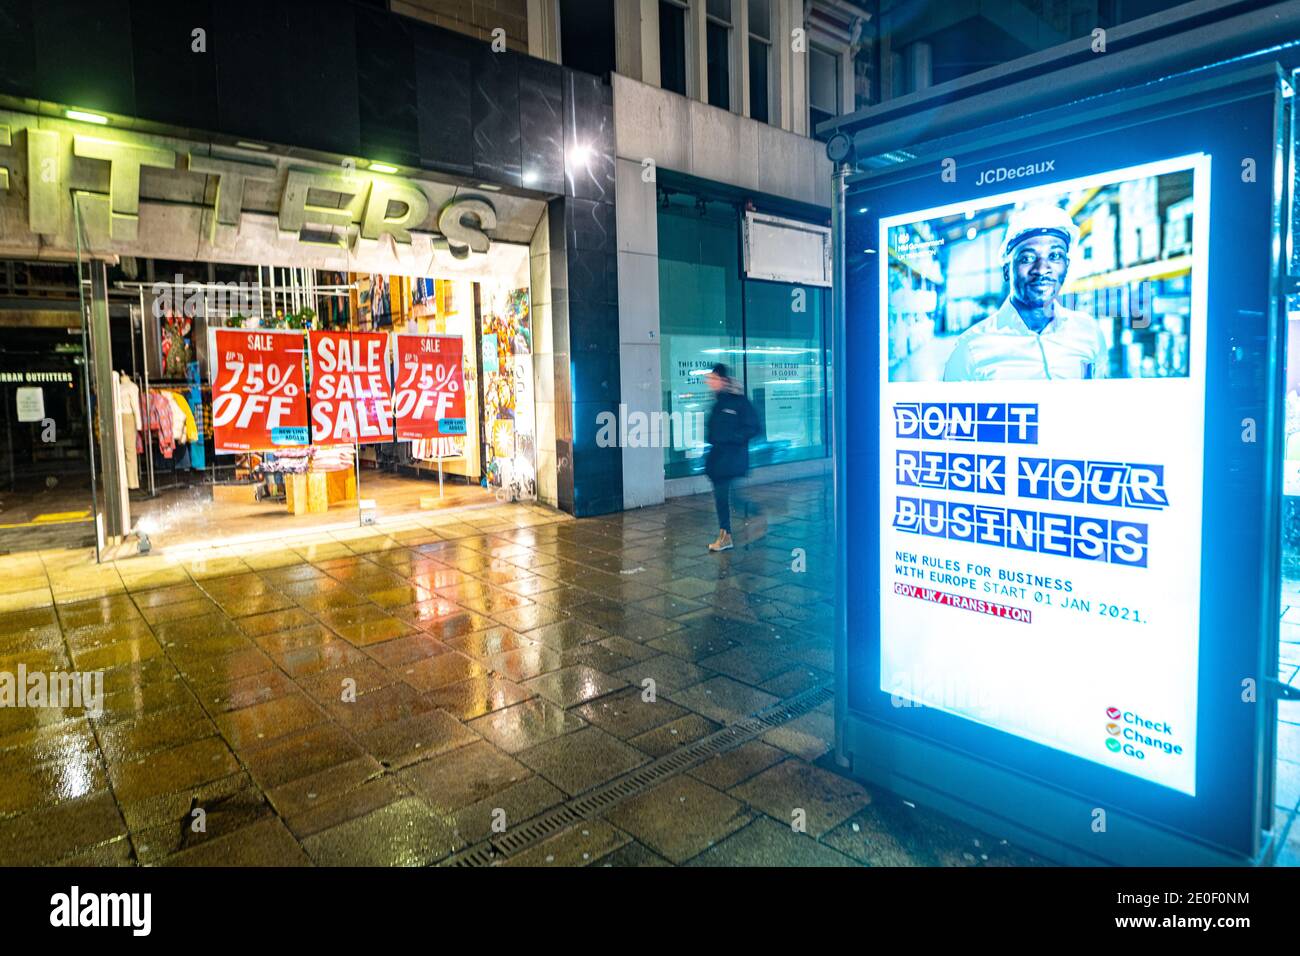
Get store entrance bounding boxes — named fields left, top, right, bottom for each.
left=106, top=251, right=537, bottom=555
left=0, top=248, right=538, bottom=557
left=0, top=261, right=97, bottom=553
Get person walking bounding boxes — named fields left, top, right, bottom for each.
left=704, top=363, right=761, bottom=552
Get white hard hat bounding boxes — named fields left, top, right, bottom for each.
left=1001, top=203, right=1079, bottom=260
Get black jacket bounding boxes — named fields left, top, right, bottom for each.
left=705, top=388, right=760, bottom=480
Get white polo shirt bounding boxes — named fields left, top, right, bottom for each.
left=942, top=298, right=1109, bottom=382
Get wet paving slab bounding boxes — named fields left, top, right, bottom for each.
left=0, top=480, right=1064, bottom=866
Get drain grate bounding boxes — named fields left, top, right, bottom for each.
left=444, top=682, right=833, bottom=866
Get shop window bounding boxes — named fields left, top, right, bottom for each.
left=61, top=256, right=539, bottom=555
left=657, top=191, right=830, bottom=480
left=742, top=279, right=827, bottom=469
left=351, top=275, right=486, bottom=517
left=658, top=195, right=744, bottom=480
left=659, top=0, right=689, bottom=95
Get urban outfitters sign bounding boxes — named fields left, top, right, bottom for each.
left=0, top=116, right=496, bottom=260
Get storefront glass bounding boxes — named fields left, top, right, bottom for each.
left=55, top=253, right=534, bottom=555
left=1280, top=75, right=1300, bottom=660
left=0, top=262, right=97, bottom=553
left=657, top=190, right=830, bottom=479
left=659, top=196, right=744, bottom=479
left=742, top=278, right=828, bottom=468
left=0, top=62, right=575, bottom=556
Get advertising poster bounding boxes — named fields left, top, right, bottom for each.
left=877, top=154, right=1209, bottom=796
left=510, top=354, right=538, bottom=498
left=209, top=329, right=309, bottom=453
left=393, top=333, right=466, bottom=439
left=308, top=330, right=394, bottom=445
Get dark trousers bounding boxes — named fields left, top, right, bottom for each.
left=712, top=477, right=755, bottom=533
left=713, top=478, right=732, bottom=533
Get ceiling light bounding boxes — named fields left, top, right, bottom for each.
left=65, top=110, right=108, bottom=125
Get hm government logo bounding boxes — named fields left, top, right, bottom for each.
left=50, top=886, right=151, bottom=936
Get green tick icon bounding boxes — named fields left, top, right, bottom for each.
left=1105, top=738, right=1121, bottom=753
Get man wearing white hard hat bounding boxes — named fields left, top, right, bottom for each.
left=943, top=203, right=1109, bottom=381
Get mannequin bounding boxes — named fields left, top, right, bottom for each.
left=116, top=372, right=141, bottom=490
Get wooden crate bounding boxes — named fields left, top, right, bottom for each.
left=285, top=470, right=356, bottom=515
left=212, top=482, right=259, bottom=504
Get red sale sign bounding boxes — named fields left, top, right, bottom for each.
left=209, top=329, right=309, bottom=453
left=308, top=330, right=394, bottom=445
left=393, top=334, right=466, bottom=440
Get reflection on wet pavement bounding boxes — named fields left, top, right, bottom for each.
left=0, top=478, right=1046, bottom=866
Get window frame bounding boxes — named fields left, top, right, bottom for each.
left=747, top=0, right=772, bottom=123
left=808, top=42, right=842, bottom=131
left=659, top=0, right=690, bottom=95
left=704, top=0, right=736, bottom=111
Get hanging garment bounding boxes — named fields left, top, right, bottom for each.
left=310, top=446, right=355, bottom=472
left=119, top=410, right=139, bottom=489
left=411, top=436, right=464, bottom=460
left=260, top=448, right=311, bottom=474
left=165, top=392, right=187, bottom=444
left=373, top=274, right=390, bottom=320
left=117, top=374, right=142, bottom=434
left=147, top=391, right=176, bottom=459
left=166, top=390, right=197, bottom=442
left=196, top=399, right=213, bottom=441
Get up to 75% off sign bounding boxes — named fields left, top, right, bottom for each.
left=210, top=329, right=309, bottom=453
left=394, top=334, right=466, bottom=439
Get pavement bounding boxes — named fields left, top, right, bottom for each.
left=0, top=475, right=1294, bottom=866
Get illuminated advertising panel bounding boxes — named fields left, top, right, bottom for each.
left=838, top=60, right=1285, bottom=865
left=877, top=155, right=1209, bottom=795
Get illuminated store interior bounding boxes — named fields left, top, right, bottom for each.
left=0, top=250, right=537, bottom=554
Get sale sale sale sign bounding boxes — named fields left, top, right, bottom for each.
left=308, top=330, right=394, bottom=445
left=393, top=334, right=466, bottom=439
left=209, top=329, right=309, bottom=453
